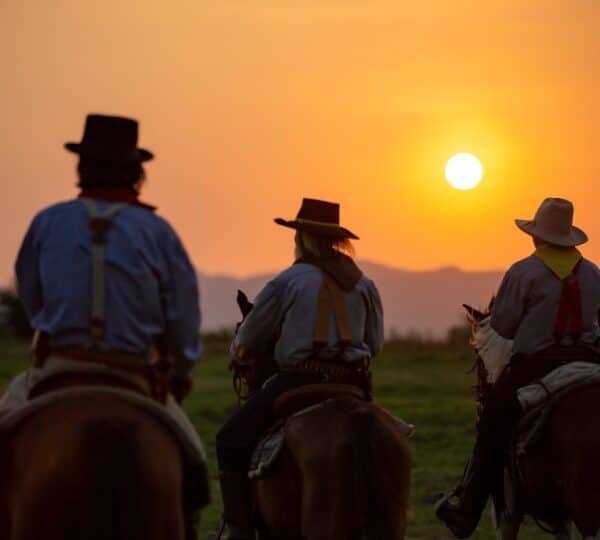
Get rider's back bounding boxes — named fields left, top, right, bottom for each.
left=491, top=255, right=600, bottom=355
left=237, top=261, right=383, bottom=367
left=15, top=198, right=199, bottom=366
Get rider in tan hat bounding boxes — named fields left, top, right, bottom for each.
left=437, top=197, right=600, bottom=537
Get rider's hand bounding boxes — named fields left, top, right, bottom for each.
left=170, top=375, right=193, bottom=404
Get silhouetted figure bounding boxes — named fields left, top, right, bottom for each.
left=3, top=114, right=207, bottom=538
left=436, top=198, right=600, bottom=537
left=215, top=198, right=384, bottom=539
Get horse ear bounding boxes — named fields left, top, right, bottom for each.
left=237, top=290, right=253, bottom=317
left=462, top=304, right=485, bottom=322
left=488, top=295, right=496, bottom=313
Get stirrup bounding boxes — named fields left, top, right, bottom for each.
left=206, top=517, right=226, bottom=540
left=433, top=485, right=460, bottom=515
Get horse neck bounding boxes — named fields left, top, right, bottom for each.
left=472, top=318, right=513, bottom=385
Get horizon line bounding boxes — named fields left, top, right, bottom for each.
left=196, top=258, right=505, bottom=280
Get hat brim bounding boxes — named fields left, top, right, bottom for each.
left=65, top=142, right=154, bottom=162
left=274, top=218, right=359, bottom=240
left=515, top=219, right=588, bottom=247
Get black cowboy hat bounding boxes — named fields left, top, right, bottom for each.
left=274, top=198, right=359, bottom=240
left=65, top=114, right=153, bottom=162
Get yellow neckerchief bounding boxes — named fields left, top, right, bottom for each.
left=534, top=244, right=582, bottom=280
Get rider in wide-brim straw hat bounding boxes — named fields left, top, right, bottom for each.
left=215, top=198, right=383, bottom=540
left=436, top=197, right=600, bottom=537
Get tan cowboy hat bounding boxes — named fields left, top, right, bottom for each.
left=515, top=197, right=587, bottom=247
left=274, top=198, right=359, bottom=240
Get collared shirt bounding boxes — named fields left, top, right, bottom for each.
left=231, top=262, right=384, bottom=367
left=15, top=198, right=201, bottom=376
left=491, top=254, right=600, bottom=356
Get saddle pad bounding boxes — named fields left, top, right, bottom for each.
left=0, top=385, right=210, bottom=507
left=248, top=399, right=415, bottom=480
left=248, top=400, right=335, bottom=480
left=515, top=362, right=600, bottom=456
left=517, top=361, right=600, bottom=412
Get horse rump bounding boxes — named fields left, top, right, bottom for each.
left=257, top=398, right=411, bottom=540
left=4, top=395, right=185, bottom=540
left=350, top=403, right=411, bottom=539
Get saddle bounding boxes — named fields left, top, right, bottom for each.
left=274, top=383, right=366, bottom=419
left=498, top=361, right=600, bottom=525
left=30, top=345, right=171, bottom=404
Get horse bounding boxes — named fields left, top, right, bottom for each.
left=463, top=300, right=600, bottom=540
left=0, top=384, right=202, bottom=540
left=226, top=291, right=412, bottom=540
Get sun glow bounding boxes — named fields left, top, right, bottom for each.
left=445, top=153, right=483, bottom=190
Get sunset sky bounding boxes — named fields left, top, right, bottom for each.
left=2, top=1, right=600, bottom=280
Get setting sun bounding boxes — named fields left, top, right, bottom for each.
left=445, top=153, right=483, bottom=191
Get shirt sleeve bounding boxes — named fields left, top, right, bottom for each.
left=161, top=225, right=201, bottom=377
left=364, top=280, right=384, bottom=358
left=231, top=281, right=284, bottom=361
left=14, top=214, right=43, bottom=322
left=490, top=265, right=528, bottom=340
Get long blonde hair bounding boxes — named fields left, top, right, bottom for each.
left=295, top=231, right=355, bottom=259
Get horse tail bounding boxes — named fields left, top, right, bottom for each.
left=81, top=418, right=146, bottom=540
left=350, top=403, right=404, bottom=539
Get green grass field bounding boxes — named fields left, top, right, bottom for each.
left=0, top=340, right=549, bottom=539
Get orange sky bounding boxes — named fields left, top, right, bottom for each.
left=1, top=1, right=600, bottom=279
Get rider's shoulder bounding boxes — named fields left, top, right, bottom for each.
left=506, top=255, right=544, bottom=276
left=579, top=257, right=600, bottom=275
left=270, top=263, right=322, bottom=286
left=29, top=199, right=84, bottom=226
left=273, top=263, right=321, bottom=282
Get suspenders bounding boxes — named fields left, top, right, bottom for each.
left=80, top=198, right=128, bottom=349
left=313, top=272, right=353, bottom=353
left=554, top=259, right=583, bottom=345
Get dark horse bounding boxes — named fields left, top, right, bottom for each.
left=229, top=291, right=412, bottom=539
left=0, top=390, right=194, bottom=540
left=464, top=301, right=600, bottom=539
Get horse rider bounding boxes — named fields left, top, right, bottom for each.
left=215, top=198, right=384, bottom=539
left=4, top=114, right=206, bottom=539
left=436, top=197, right=600, bottom=537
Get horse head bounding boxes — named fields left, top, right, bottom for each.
left=463, top=297, right=513, bottom=407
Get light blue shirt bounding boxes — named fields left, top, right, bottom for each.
left=15, top=198, right=201, bottom=376
left=232, top=262, right=384, bottom=367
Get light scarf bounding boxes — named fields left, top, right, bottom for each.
left=534, top=244, right=582, bottom=280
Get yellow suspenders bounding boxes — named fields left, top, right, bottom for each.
left=313, top=272, right=352, bottom=349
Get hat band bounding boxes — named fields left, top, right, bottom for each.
left=296, top=218, right=342, bottom=229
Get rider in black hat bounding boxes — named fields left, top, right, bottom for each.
left=8, top=114, right=208, bottom=539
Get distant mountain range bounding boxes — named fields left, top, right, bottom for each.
left=198, top=261, right=504, bottom=338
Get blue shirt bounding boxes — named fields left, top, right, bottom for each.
left=232, top=262, right=384, bottom=367
left=15, top=198, right=201, bottom=376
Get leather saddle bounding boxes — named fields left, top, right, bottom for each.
left=28, top=371, right=152, bottom=401
left=274, top=383, right=366, bottom=419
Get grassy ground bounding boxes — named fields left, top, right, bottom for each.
left=0, top=340, right=549, bottom=539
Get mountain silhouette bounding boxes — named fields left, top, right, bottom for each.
left=198, top=260, right=503, bottom=338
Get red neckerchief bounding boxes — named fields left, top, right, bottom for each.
left=78, top=188, right=157, bottom=211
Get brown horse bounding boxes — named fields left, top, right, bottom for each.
left=230, top=291, right=412, bottom=540
left=0, top=392, right=190, bottom=540
left=254, top=398, right=411, bottom=540
left=465, top=302, right=600, bottom=539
